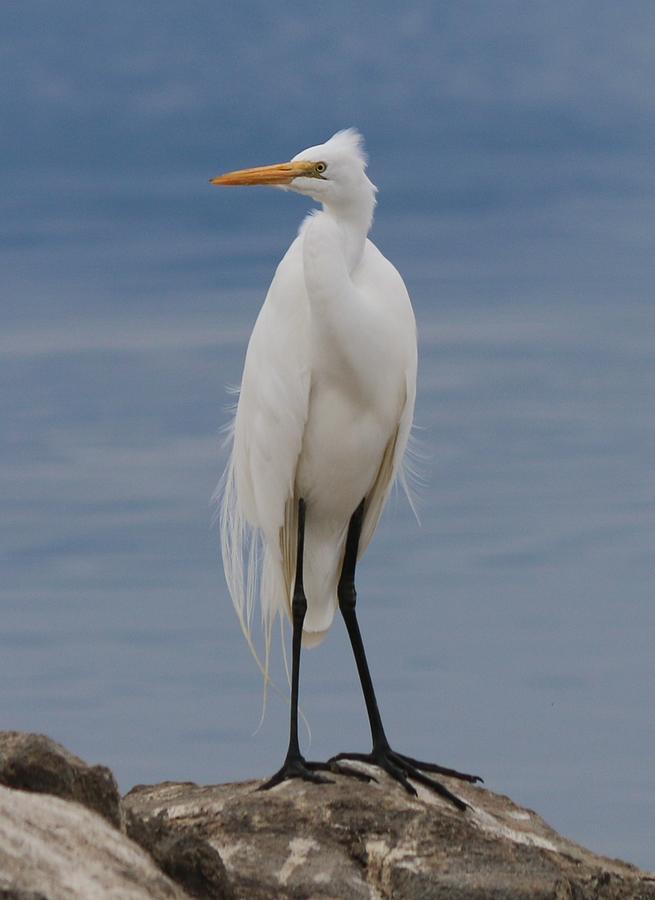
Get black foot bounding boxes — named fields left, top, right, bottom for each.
left=392, top=751, right=483, bottom=785
left=258, top=754, right=332, bottom=790
left=258, top=755, right=376, bottom=791
left=330, top=747, right=482, bottom=811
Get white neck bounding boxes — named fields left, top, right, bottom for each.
left=321, top=183, right=376, bottom=273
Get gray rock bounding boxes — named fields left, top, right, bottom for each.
left=0, top=783, right=190, bottom=899
left=0, top=732, right=122, bottom=830
left=0, top=890, right=49, bottom=900
left=125, top=800, right=234, bottom=899
left=0, top=733, right=233, bottom=899
left=2, top=731, right=652, bottom=898
left=124, top=768, right=655, bottom=899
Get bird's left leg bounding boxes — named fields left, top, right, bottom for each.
left=330, top=499, right=482, bottom=809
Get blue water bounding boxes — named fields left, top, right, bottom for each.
left=2, top=0, right=654, bottom=871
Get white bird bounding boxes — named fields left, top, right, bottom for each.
left=211, top=129, right=479, bottom=806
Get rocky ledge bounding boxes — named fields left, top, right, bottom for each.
left=1, top=732, right=653, bottom=899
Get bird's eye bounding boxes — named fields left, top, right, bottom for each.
left=314, top=161, right=327, bottom=176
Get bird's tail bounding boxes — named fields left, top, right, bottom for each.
left=216, top=443, right=274, bottom=713
left=217, top=438, right=316, bottom=739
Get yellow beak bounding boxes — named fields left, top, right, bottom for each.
left=209, top=160, right=316, bottom=187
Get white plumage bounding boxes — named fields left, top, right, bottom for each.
left=212, top=129, right=479, bottom=806
left=217, top=130, right=416, bottom=658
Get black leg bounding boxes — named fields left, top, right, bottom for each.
left=259, top=499, right=331, bottom=789
left=337, top=500, right=388, bottom=750
left=259, top=499, right=374, bottom=790
left=331, top=499, right=482, bottom=810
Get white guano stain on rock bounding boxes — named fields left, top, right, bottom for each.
left=469, top=805, right=558, bottom=852
left=210, top=837, right=250, bottom=866
left=366, top=836, right=427, bottom=896
left=277, top=836, right=319, bottom=885
left=165, top=798, right=226, bottom=820
left=508, top=811, right=532, bottom=821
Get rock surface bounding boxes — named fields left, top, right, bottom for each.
left=1, top=732, right=654, bottom=899
left=0, top=783, right=189, bottom=900
left=125, top=767, right=655, bottom=900
left=125, top=803, right=233, bottom=899
left=0, top=732, right=122, bottom=830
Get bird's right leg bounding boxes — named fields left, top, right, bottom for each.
left=259, top=499, right=332, bottom=789
left=258, top=498, right=374, bottom=791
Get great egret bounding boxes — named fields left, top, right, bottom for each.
left=211, top=129, right=480, bottom=808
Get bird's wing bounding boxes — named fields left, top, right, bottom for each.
left=355, top=241, right=418, bottom=557
left=232, top=236, right=310, bottom=547
left=220, top=235, right=310, bottom=645
left=358, top=356, right=417, bottom=558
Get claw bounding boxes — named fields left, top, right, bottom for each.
left=258, top=756, right=333, bottom=791
left=393, top=751, right=483, bottom=784
left=330, top=747, right=476, bottom=811
left=258, top=754, right=381, bottom=791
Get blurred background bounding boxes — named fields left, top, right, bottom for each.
left=2, top=0, right=654, bottom=870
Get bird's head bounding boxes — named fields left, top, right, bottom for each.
left=210, top=129, right=377, bottom=216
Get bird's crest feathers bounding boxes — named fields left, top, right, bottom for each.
left=323, top=128, right=368, bottom=168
